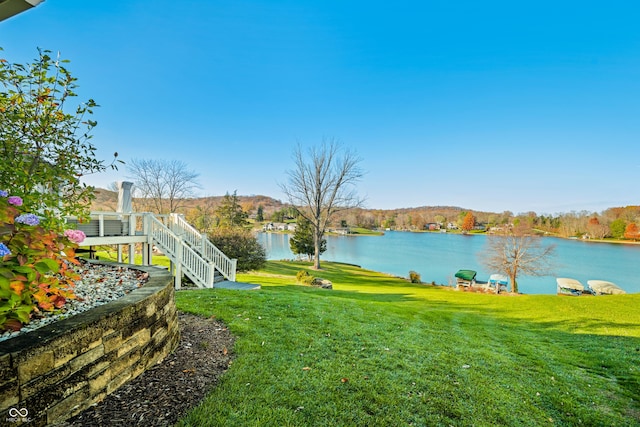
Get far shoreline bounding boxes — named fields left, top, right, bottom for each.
left=257, top=227, right=640, bottom=246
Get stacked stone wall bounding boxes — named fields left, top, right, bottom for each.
left=0, top=264, right=178, bottom=426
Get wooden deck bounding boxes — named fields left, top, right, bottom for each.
left=69, top=211, right=239, bottom=288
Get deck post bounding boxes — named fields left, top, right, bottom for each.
left=98, top=214, right=105, bottom=237
left=143, top=213, right=153, bottom=266
left=201, top=232, right=207, bottom=256
left=174, top=238, right=183, bottom=289
left=207, top=261, right=215, bottom=287
left=128, top=213, right=136, bottom=264
left=230, top=259, right=237, bottom=282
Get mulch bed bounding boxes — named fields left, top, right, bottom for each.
left=57, top=312, right=235, bottom=427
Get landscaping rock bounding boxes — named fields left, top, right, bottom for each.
left=0, top=260, right=148, bottom=343
left=310, top=278, right=333, bottom=289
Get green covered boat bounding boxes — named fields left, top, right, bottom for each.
left=455, top=269, right=477, bottom=287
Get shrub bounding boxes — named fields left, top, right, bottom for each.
left=296, top=269, right=313, bottom=285
left=0, top=191, right=85, bottom=331
left=208, top=227, right=266, bottom=272
left=409, top=270, right=422, bottom=284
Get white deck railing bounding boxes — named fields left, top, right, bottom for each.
left=149, top=215, right=216, bottom=288
left=73, top=211, right=237, bottom=288
left=169, top=214, right=237, bottom=282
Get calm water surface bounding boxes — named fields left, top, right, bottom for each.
left=258, top=231, right=640, bottom=295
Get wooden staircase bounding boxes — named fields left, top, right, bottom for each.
left=149, top=213, right=237, bottom=289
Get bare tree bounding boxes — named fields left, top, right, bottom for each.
left=186, top=196, right=217, bottom=233
left=280, top=140, right=364, bottom=269
left=127, top=158, right=200, bottom=213
left=481, top=225, right=556, bottom=293
left=586, top=217, right=610, bottom=239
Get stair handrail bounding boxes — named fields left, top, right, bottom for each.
left=149, top=215, right=214, bottom=288
left=169, top=214, right=237, bottom=282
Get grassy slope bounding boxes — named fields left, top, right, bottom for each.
left=173, top=261, right=639, bottom=426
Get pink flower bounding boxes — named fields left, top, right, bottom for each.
left=64, top=229, right=86, bottom=244
left=7, top=196, right=23, bottom=206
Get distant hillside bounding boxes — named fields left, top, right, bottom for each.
left=92, top=188, right=118, bottom=211
left=89, top=188, right=640, bottom=237
left=90, top=189, right=288, bottom=217
left=89, top=188, right=501, bottom=230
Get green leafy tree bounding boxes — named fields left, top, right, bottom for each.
left=610, top=218, right=626, bottom=239
left=0, top=48, right=119, bottom=228
left=382, top=216, right=396, bottom=229
left=215, top=191, right=248, bottom=228
left=270, top=206, right=297, bottom=223
left=256, top=205, right=264, bottom=222
left=208, top=227, right=266, bottom=271
left=290, top=216, right=326, bottom=261
left=271, top=209, right=285, bottom=222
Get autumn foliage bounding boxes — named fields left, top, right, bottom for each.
left=0, top=193, right=82, bottom=331
left=623, top=223, right=640, bottom=240
left=461, top=212, right=476, bottom=232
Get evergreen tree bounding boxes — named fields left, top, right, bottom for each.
left=290, top=216, right=326, bottom=261
left=215, top=191, right=248, bottom=227
left=256, top=205, right=264, bottom=222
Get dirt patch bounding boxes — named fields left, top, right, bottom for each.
left=57, top=312, right=234, bottom=427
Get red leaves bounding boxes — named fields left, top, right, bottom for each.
left=52, top=295, right=66, bottom=309
left=624, top=223, right=640, bottom=240
left=17, top=254, right=27, bottom=266
left=3, top=318, right=22, bottom=332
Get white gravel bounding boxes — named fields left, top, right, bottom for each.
left=0, top=261, right=149, bottom=342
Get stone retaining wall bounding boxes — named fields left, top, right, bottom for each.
left=0, top=263, right=179, bottom=426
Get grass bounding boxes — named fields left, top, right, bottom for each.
left=174, top=261, right=640, bottom=426
left=345, top=227, right=384, bottom=236
left=86, top=249, right=171, bottom=268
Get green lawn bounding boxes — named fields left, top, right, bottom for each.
left=174, top=261, right=640, bottom=426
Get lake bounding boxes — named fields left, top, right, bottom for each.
left=257, top=231, right=640, bottom=295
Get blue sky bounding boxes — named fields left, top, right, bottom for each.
left=2, top=1, right=639, bottom=214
